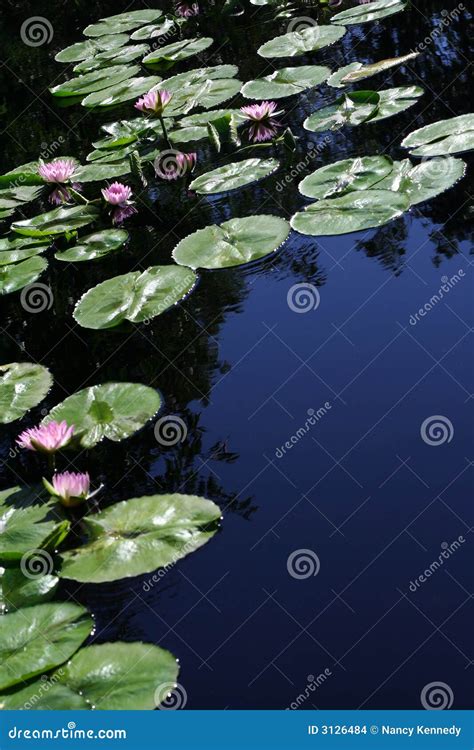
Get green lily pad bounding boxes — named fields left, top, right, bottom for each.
left=85, top=10, right=163, bottom=37
left=304, top=91, right=380, bottom=132
left=190, top=158, right=279, bottom=194
left=50, top=65, right=140, bottom=97
left=131, top=18, right=178, bottom=41
left=291, top=189, right=409, bottom=236
left=12, top=205, right=99, bottom=238
left=258, top=25, right=346, bottom=58
left=73, top=45, right=150, bottom=74
left=73, top=265, right=197, bottom=330
left=377, top=156, right=467, bottom=206
left=73, top=161, right=132, bottom=182
left=45, top=382, right=163, bottom=448
left=178, top=108, right=243, bottom=127
left=401, top=114, right=474, bottom=156
left=327, top=62, right=363, bottom=88
left=0, top=603, right=92, bottom=690
left=143, top=37, right=213, bottom=64
left=55, top=34, right=130, bottom=63
left=370, top=85, right=423, bottom=121
left=55, top=229, right=128, bottom=262
left=0, top=162, right=44, bottom=189
left=81, top=76, right=162, bottom=108
left=0, top=568, right=59, bottom=612
left=166, top=79, right=242, bottom=116
left=241, top=65, right=330, bottom=99
left=60, top=493, right=221, bottom=583
left=0, top=245, right=47, bottom=266
left=331, top=0, right=407, bottom=25
left=0, top=362, right=53, bottom=423
left=0, top=257, right=48, bottom=295
left=86, top=144, right=136, bottom=163
left=173, top=215, right=290, bottom=269
left=0, top=642, right=179, bottom=710
left=299, top=156, right=394, bottom=200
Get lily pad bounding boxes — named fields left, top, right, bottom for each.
left=328, top=52, right=418, bottom=87
left=370, top=85, right=423, bottom=121
left=81, top=76, right=162, bottom=108
left=12, top=205, right=99, bottom=238
left=331, top=0, right=407, bottom=25
left=190, top=158, right=279, bottom=194
left=0, top=236, right=50, bottom=265
left=299, top=156, right=394, bottom=199
left=73, top=265, right=197, bottom=330
left=258, top=25, right=346, bottom=58
left=0, top=362, right=53, bottom=424
left=73, top=161, right=132, bottom=182
left=45, top=382, right=163, bottom=448
left=0, top=162, right=44, bottom=189
left=55, top=229, right=128, bottom=262
left=85, top=10, right=163, bottom=37
left=55, top=34, right=130, bottom=63
left=377, top=156, right=467, bottom=206
left=291, top=189, right=409, bottom=236
left=0, top=642, right=179, bottom=710
left=241, top=65, right=330, bottom=99
left=50, top=65, right=140, bottom=97
left=0, top=603, right=92, bottom=690
left=304, top=91, right=380, bottom=132
left=59, top=493, right=221, bottom=583
left=143, top=37, right=213, bottom=64
left=131, top=18, right=177, bottom=41
left=401, top=114, right=474, bottom=156
left=0, top=257, right=48, bottom=295
left=166, top=78, right=242, bottom=115
left=173, top=215, right=290, bottom=269
left=0, top=568, right=59, bottom=612
left=73, top=45, right=150, bottom=74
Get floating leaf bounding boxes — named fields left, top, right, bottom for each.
left=0, top=568, right=58, bottom=612
left=291, top=189, right=409, bottom=235
left=258, top=25, right=346, bottom=58
left=1, top=643, right=179, bottom=710
left=173, top=215, right=290, bottom=269
left=0, top=162, right=44, bottom=189
left=0, top=243, right=48, bottom=266
left=85, top=10, right=163, bottom=37
left=370, top=85, right=423, bottom=121
left=401, top=113, right=474, bottom=156
left=377, top=157, right=466, bottom=206
left=0, top=257, right=48, bottom=295
left=299, top=156, right=394, bottom=200
left=241, top=65, right=330, bottom=99
left=73, top=45, right=150, bottom=74
left=189, top=158, right=279, bottom=194
left=73, top=265, right=197, bottom=330
left=86, top=144, right=136, bottom=163
left=339, top=52, right=418, bottom=85
left=55, top=34, right=130, bottom=63
left=143, top=37, right=213, bottom=64
left=0, top=603, right=92, bottom=690
left=81, top=76, right=162, bottom=108
left=50, top=65, right=140, bottom=97
left=46, top=382, right=163, bottom=448
left=59, top=493, right=221, bottom=583
left=12, top=205, right=99, bottom=238
left=304, top=91, right=380, bottom=132
left=131, top=18, right=177, bottom=41
left=0, top=362, right=53, bottom=424
left=73, top=161, right=132, bottom=182
left=331, top=0, right=407, bottom=25
left=55, top=229, right=128, bottom=262
left=166, top=79, right=242, bottom=115
left=327, top=62, right=362, bottom=88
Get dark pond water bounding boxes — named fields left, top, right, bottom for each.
left=0, top=0, right=472, bottom=710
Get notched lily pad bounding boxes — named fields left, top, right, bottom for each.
left=258, top=25, right=346, bottom=58
left=401, top=113, right=474, bottom=156
left=12, top=205, right=99, bottom=238
left=143, top=37, right=213, bottom=64
left=55, top=229, right=128, bottom=262
left=0, top=257, right=48, bottom=295
left=331, top=0, right=407, bottom=25
left=0, top=362, right=53, bottom=424
left=189, top=158, right=279, bottom=194
left=241, top=65, right=330, bottom=99
left=299, top=156, right=394, bottom=199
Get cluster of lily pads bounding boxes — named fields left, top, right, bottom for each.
left=1, top=0, right=473, bottom=710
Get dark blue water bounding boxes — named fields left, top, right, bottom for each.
left=0, top=0, right=472, bottom=710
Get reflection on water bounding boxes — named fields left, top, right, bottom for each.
left=0, top=0, right=472, bottom=709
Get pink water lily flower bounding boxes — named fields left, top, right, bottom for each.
left=38, top=159, right=80, bottom=205
left=175, top=1, right=199, bottom=17
left=155, top=151, right=197, bottom=180
left=135, top=89, right=173, bottom=116
left=17, top=420, right=75, bottom=454
left=43, top=471, right=101, bottom=508
left=240, top=101, right=283, bottom=143
left=101, top=182, right=137, bottom=225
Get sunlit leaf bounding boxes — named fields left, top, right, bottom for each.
left=241, top=65, right=330, bottom=99
left=298, top=156, right=394, bottom=199
left=189, top=158, right=279, bottom=194
left=331, top=0, right=407, bottom=25
left=143, top=37, right=213, bottom=64
left=0, top=362, right=53, bottom=424
left=258, top=25, right=346, bottom=58
left=55, top=229, right=128, bottom=262
left=0, top=257, right=48, bottom=295
left=12, top=205, right=99, bottom=237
